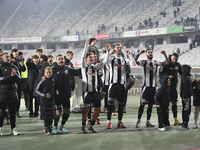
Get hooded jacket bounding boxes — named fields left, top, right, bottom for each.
left=154, top=76, right=170, bottom=107
left=0, top=61, right=20, bottom=103
left=159, top=55, right=182, bottom=89
left=52, top=62, right=81, bottom=99
left=35, top=78, right=56, bottom=120
left=192, top=80, right=200, bottom=106
left=180, top=65, right=193, bottom=99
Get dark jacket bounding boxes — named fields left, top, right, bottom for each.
left=154, top=76, right=170, bottom=107
left=192, top=80, right=200, bottom=106
left=180, top=65, right=193, bottom=99
left=35, top=78, right=56, bottom=120
left=26, top=58, right=39, bottom=94
left=33, top=61, right=50, bottom=97
left=52, top=63, right=81, bottom=99
left=64, top=56, right=75, bottom=91
left=159, top=55, right=182, bottom=89
left=11, top=55, right=26, bottom=73
left=87, top=45, right=100, bottom=60
left=0, top=61, right=20, bottom=103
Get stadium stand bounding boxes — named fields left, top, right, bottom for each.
left=0, top=0, right=199, bottom=37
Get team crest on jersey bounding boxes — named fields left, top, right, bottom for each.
left=65, top=70, right=68, bottom=74
left=57, top=72, right=59, bottom=74
left=175, top=66, right=178, bottom=70
left=4, top=69, right=7, bottom=71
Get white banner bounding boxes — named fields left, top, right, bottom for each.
left=138, top=27, right=167, bottom=36
left=60, top=36, right=78, bottom=42
left=0, top=37, right=42, bottom=43
left=123, top=30, right=138, bottom=37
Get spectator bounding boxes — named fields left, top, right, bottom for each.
left=192, top=39, right=196, bottom=48
left=149, top=17, right=152, bottom=23
left=156, top=21, right=159, bottom=27
left=86, top=29, right=89, bottom=35
left=190, top=43, right=193, bottom=50
left=177, top=7, right=180, bottom=13
left=122, top=27, right=124, bottom=33
left=115, top=26, right=118, bottom=33
left=174, top=9, right=177, bottom=18
left=178, top=0, right=181, bottom=6
left=177, top=47, right=180, bottom=54
left=163, top=11, right=166, bottom=17
left=67, top=30, right=69, bottom=35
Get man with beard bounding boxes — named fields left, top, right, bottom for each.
left=52, top=54, right=81, bottom=134
left=106, top=44, right=136, bottom=129
left=159, top=53, right=182, bottom=125
left=0, top=53, right=21, bottom=136
left=135, top=49, right=169, bottom=128
left=64, top=50, right=75, bottom=91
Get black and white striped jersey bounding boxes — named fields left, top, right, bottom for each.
left=101, top=63, right=110, bottom=86
left=109, top=55, right=136, bottom=85
left=138, top=60, right=162, bottom=87
left=81, top=45, right=109, bottom=92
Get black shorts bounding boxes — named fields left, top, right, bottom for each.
left=84, top=92, right=101, bottom=108
left=108, top=84, right=126, bottom=103
left=141, top=87, right=156, bottom=104
left=55, top=98, right=70, bottom=109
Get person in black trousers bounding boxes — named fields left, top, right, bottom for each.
left=33, top=55, right=50, bottom=117
left=26, top=54, right=40, bottom=117
left=155, top=76, right=171, bottom=131
left=35, top=67, right=56, bottom=135
left=0, top=53, right=21, bottom=136
left=180, top=65, right=193, bottom=129
left=52, top=54, right=81, bottom=134
left=11, top=48, right=26, bottom=118
left=192, top=80, right=200, bottom=128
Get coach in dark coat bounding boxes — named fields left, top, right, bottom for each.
left=0, top=53, right=20, bottom=132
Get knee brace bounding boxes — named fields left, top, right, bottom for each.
left=108, top=97, right=115, bottom=106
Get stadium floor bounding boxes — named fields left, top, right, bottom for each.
left=0, top=100, right=200, bottom=150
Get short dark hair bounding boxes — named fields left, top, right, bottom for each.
left=102, top=49, right=107, bottom=54
left=66, top=50, right=74, bottom=56
left=0, top=47, right=3, bottom=52
left=47, top=54, right=53, bottom=58
left=146, top=48, right=152, bottom=52
left=172, top=52, right=179, bottom=58
left=56, top=54, right=63, bottom=59
left=2, top=52, right=9, bottom=58
left=11, top=48, right=18, bottom=53
left=115, top=43, right=121, bottom=48
left=36, top=48, right=43, bottom=53
left=40, top=55, right=48, bottom=62
left=86, top=52, right=94, bottom=58
left=19, top=51, right=23, bottom=56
